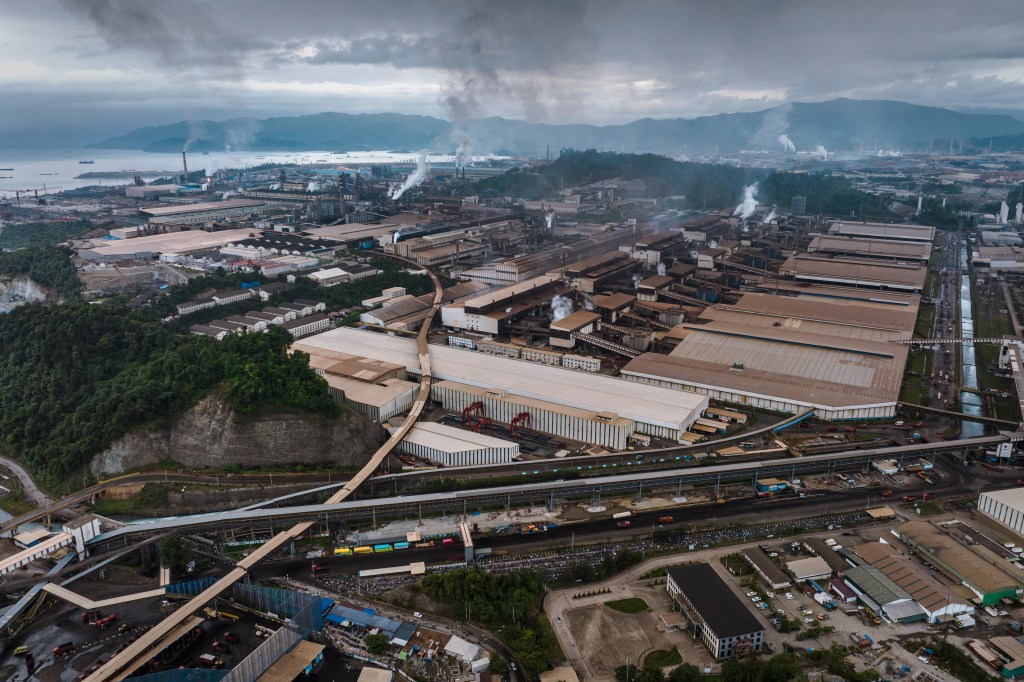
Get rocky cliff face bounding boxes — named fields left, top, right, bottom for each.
left=0, top=275, right=53, bottom=312
left=91, top=394, right=389, bottom=476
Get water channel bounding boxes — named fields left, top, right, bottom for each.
left=959, top=244, right=984, bottom=438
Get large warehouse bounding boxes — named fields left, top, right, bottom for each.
left=826, top=221, right=936, bottom=243
left=78, top=228, right=254, bottom=263
left=295, top=328, right=708, bottom=447
left=397, top=422, right=519, bottom=466
left=779, top=254, right=926, bottom=293
left=979, top=488, right=1024, bottom=536
left=440, top=275, right=568, bottom=335
left=141, top=199, right=266, bottom=227
left=622, top=321, right=908, bottom=420
left=806, top=235, right=932, bottom=264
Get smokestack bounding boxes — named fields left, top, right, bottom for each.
left=915, top=196, right=922, bottom=216
left=1016, top=203, right=1023, bottom=224
left=1000, top=201, right=1010, bottom=224
left=182, top=150, right=189, bottom=180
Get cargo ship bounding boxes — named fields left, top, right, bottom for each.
left=79, top=160, right=94, bottom=164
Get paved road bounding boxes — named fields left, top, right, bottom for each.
left=0, top=455, right=52, bottom=507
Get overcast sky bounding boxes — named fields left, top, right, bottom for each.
left=3, top=0, right=1024, bottom=146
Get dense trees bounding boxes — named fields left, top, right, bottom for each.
left=0, top=219, right=96, bottom=249
left=158, top=533, right=193, bottom=574
left=0, top=304, right=336, bottom=488
left=0, top=245, right=81, bottom=298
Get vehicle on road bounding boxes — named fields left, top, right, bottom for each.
left=658, top=516, right=674, bottom=524
left=13, top=646, right=28, bottom=656
left=880, top=490, right=893, bottom=498
left=414, top=612, right=423, bottom=618
left=902, top=495, right=916, bottom=502
left=212, top=641, right=229, bottom=653
left=53, top=642, right=74, bottom=656
left=224, top=632, right=239, bottom=643
left=616, top=521, right=632, bottom=528
left=556, top=616, right=562, bottom=624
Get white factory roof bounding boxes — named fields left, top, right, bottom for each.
left=323, top=375, right=418, bottom=409
left=807, top=235, right=931, bottom=261
left=141, top=199, right=265, bottom=217
left=827, top=221, right=936, bottom=242
left=304, top=222, right=401, bottom=241
left=980, top=487, right=1024, bottom=511
left=400, top=422, right=518, bottom=454
left=786, top=556, right=833, bottom=579
left=84, top=228, right=254, bottom=256
left=295, top=328, right=707, bottom=430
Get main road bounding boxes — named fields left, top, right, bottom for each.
left=86, top=255, right=445, bottom=682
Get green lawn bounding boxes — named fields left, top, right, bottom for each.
left=644, top=647, right=682, bottom=668
left=604, top=597, right=650, bottom=613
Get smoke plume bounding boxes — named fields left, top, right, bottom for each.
left=545, top=211, right=555, bottom=230
left=582, top=299, right=595, bottom=311
left=778, top=134, right=796, bottom=152
left=762, top=209, right=777, bottom=224
left=733, top=183, right=759, bottom=221
left=307, top=181, right=321, bottom=193
left=815, top=145, right=829, bottom=161
left=551, top=295, right=574, bottom=322
left=656, top=262, right=666, bottom=276
left=632, top=274, right=643, bottom=289
left=389, top=151, right=430, bottom=201
left=452, top=130, right=472, bottom=168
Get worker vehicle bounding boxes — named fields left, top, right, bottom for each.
left=880, top=490, right=893, bottom=498
left=94, top=614, right=117, bottom=629
left=53, top=642, right=74, bottom=656
left=218, top=611, right=240, bottom=622
left=616, top=521, right=632, bottom=529
left=612, top=511, right=633, bottom=519
left=212, top=641, right=229, bottom=653
left=902, top=495, right=916, bottom=502
left=658, top=516, right=674, bottom=524
left=224, top=632, right=239, bottom=643
left=311, top=563, right=327, bottom=573
left=13, top=646, right=28, bottom=656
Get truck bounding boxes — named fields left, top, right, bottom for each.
left=814, top=592, right=837, bottom=610
left=616, top=521, right=632, bottom=529
left=94, top=614, right=117, bottom=629
left=612, top=512, right=633, bottom=520
left=53, top=642, right=74, bottom=656
left=850, top=633, right=871, bottom=649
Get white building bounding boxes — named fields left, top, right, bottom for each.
left=979, top=488, right=1024, bottom=536
left=397, top=422, right=519, bottom=466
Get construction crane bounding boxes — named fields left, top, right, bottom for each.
left=0, top=186, right=62, bottom=207
left=510, top=412, right=532, bottom=439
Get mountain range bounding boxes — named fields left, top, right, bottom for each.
left=94, top=98, right=1024, bottom=157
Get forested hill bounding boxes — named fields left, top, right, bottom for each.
left=0, top=304, right=338, bottom=488
left=0, top=245, right=82, bottom=299
left=471, top=150, right=900, bottom=219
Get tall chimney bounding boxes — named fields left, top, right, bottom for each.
left=182, top=150, right=189, bottom=180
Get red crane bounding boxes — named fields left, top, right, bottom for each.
left=470, top=416, right=493, bottom=434
left=462, top=401, right=484, bottom=425
left=510, top=412, right=532, bottom=439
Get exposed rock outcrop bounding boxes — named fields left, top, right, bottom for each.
left=90, top=393, right=389, bottom=476
left=0, top=275, right=53, bottom=312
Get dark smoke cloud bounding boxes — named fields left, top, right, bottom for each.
left=59, top=0, right=270, bottom=75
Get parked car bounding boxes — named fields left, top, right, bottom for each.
left=223, top=632, right=239, bottom=643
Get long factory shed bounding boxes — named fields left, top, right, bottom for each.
left=295, top=328, right=707, bottom=444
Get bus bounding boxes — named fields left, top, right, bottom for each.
left=393, top=541, right=410, bottom=550
left=373, top=544, right=393, bottom=553
left=353, top=546, right=372, bottom=555
left=333, top=547, right=353, bottom=557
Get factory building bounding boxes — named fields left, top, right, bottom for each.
left=779, top=254, right=926, bottom=293
left=841, top=565, right=926, bottom=623
left=281, top=313, right=331, bottom=338
left=621, top=320, right=908, bottom=420
left=433, top=380, right=634, bottom=449
left=361, top=282, right=489, bottom=330
left=300, top=347, right=416, bottom=422
left=666, top=564, right=764, bottom=660
left=826, top=221, right=935, bottom=243
left=623, top=231, right=691, bottom=265
left=564, top=251, right=637, bottom=293
left=842, top=541, right=972, bottom=623
left=549, top=311, right=600, bottom=349
left=294, top=328, right=708, bottom=445
left=973, top=246, right=1024, bottom=271
left=78, top=228, right=253, bottom=264
left=140, top=199, right=265, bottom=227
left=979, top=488, right=1024, bottom=536
left=893, top=521, right=1024, bottom=606
left=742, top=547, right=792, bottom=590
left=806, top=235, right=931, bottom=264
left=441, top=275, right=567, bottom=335
left=397, top=422, right=519, bottom=466
left=697, top=292, right=917, bottom=342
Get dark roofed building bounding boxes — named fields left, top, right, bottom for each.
left=666, top=564, right=765, bottom=659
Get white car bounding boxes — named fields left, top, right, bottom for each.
left=785, top=593, right=794, bottom=600
left=804, top=617, right=814, bottom=624
left=414, top=612, right=423, bottom=618
left=746, top=591, right=757, bottom=597
left=751, top=596, right=761, bottom=602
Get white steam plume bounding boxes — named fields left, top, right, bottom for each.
left=269, top=183, right=281, bottom=190
left=551, top=294, right=574, bottom=322
left=582, top=299, right=594, bottom=311
left=815, top=145, right=829, bottom=161
left=453, top=130, right=472, bottom=169
left=708, top=239, right=719, bottom=249
left=657, top=262, right=666, bottom=276
left=876, top=149, right=902, bottom=157
left=632, top=274, right=642, bottom=289
left=221, top=190, right=238, bottom=200
left=689, top=249, right=699, bottom=260
left=307, top=181, right=321, bottom=193
left=389, top=151, right=430, bottom=200
left=733, top=183, right=759, bottom=221
left=762, top=209, right=777, bottom=224
left=778, top=134, right=796, bottom=152
left=545, top=210, right=555, bottom=230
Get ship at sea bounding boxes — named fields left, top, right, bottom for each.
left=79, top=160, right=94, bottom=164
